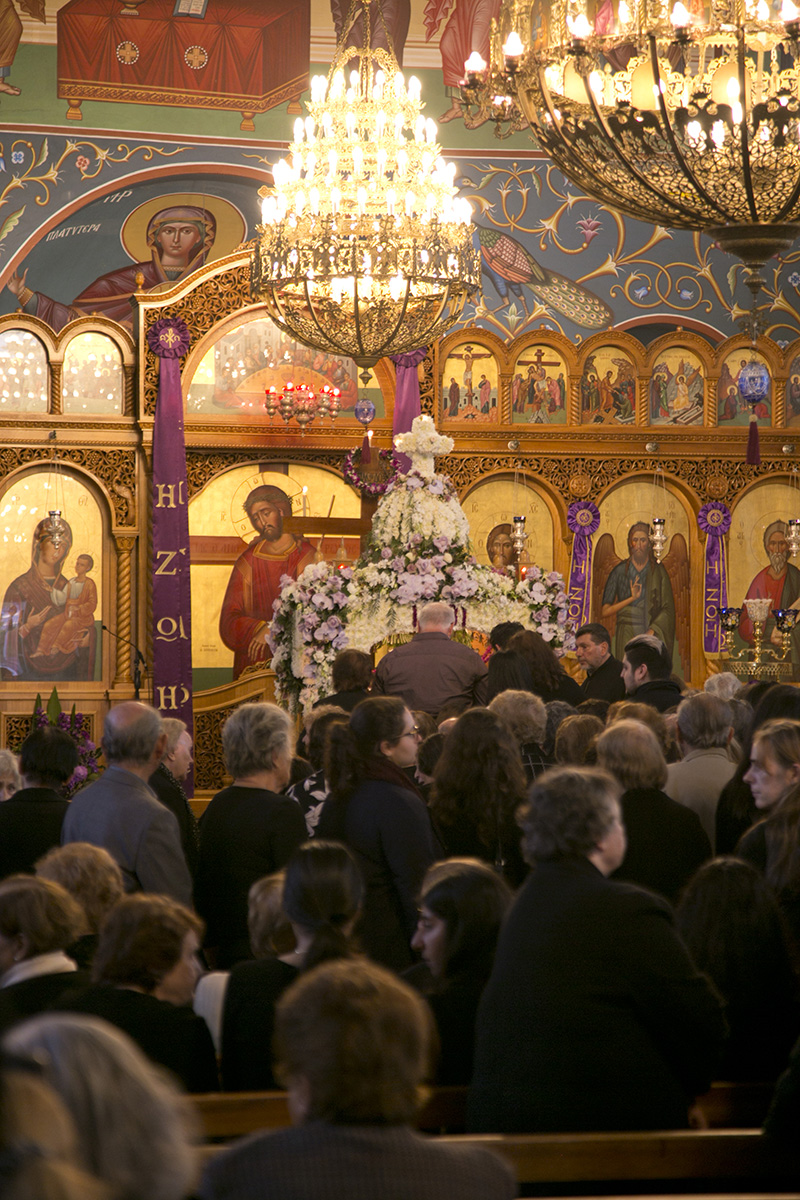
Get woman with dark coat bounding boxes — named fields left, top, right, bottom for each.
left=716, top=683, right=800, bottom=853
left=737, top=718, right=800, bottom=958
left=0, top=876, right=88, bottom=1035
left=316, top=697, right=437, bottom=971
left=56, top=893, right=218, bottom=1093
left=507, top=629, right=584, bottom=706
left=596, top=718, right=711, bottom=905
left=677, top=856, right=800, bottom=1080
left=195, top=703, right=306, bottom=968
left=0, top=728, right=78, bottom=880
left=409, top=860, right=512, bottom=1084
left=221, top=840, right=362, bottom=1090
left=429, top=709, right=529, bottom=887
left=468, top=766, right=725, bottom=1133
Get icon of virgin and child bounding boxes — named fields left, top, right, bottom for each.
left=0, top=516, right=98, bottom=681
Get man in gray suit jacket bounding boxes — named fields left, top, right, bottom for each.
left=62, top=701, right=192, bottom=906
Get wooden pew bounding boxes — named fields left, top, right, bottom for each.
left=190, top=1081, right=773, bottom=1143
left=692, top=1081, right=774, bottom=1129
left=196, top=1129, right=797, bottom=1193
left=193, top=1086, right=468, bottom=1140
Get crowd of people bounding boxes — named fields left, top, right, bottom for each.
left=2, top=604, right=800, bottom=1197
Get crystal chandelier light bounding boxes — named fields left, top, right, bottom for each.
left=479, top=0, right=800, bottom=283
left=251, top=0, right=482, bottom=385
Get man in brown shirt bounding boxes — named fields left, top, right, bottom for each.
left=372, top=601, right=487, bottom=716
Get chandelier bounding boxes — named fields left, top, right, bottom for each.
left=264, top=381, right=342, bottom=432
left=250, top=0, right=482, bottom=385
left=480, top=0, right=800, bottom=282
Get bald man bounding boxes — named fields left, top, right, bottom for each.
left=373, top=601, right=488, bottom=716
left=62, top=702, right=192, bottom=906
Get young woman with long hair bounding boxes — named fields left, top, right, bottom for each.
left=221, top=840, right=363, bottom=1091
left=316, top=697, right=438, bottom=971
left=429, top=708, right=529, bottom=887
left=409, top=859, right=512, bottom=1083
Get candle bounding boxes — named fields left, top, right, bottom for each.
left=362, top=428, right=373, bottom=464
left=301, top=486, right=308, bottom=518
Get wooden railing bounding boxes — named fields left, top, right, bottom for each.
left=191, top=1081, right=775, bottom=1143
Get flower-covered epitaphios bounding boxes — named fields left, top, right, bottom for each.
left=269, top=415, right=575, bottom=712
left=268, top=562, right=354, bottom=713
left=515, top=568, right=574, bottom=651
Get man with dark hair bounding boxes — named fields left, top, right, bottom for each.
left=487, top=620, right=523, bottom=652
left=621, top=634, right=682, bottom=712
left=62, top=702, right=192, bottom=906
left=219, top=483, right=317, bottom=680
left=200, top=958, right=515, bottom=1200
left=575, top=622, right=625, bottom=703
left=0, top=727, right=77, bottom=879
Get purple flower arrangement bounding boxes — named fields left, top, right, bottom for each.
left=33, top=687, right=101, bottom=798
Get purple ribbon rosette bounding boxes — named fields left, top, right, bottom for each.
left=567, top=500, right=600, bottom=629
left=698, top=501, right=731, bottom=654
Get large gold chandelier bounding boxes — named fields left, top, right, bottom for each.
left=251, top=0, right=481, bottom=383
left=477, top=0, right=800, bottom=275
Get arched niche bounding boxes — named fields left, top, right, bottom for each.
left=0, top=463, right=113, bottom=687
left=188, top=459, right=360, bottom=691
left=460, top=473, right=565, bottom=577
left=181, top=308, right=391, bottom=427
left=591, top=476, right=697, bottom=680
left=728, top=477, right=800, bottom=608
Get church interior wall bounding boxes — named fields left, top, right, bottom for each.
left=2, top=4, right=800, bottom=780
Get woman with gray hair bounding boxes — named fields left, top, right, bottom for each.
left=488, top=688, right=550, bottom=781
left=195, top=703, right=306, bottom=968
left=4, top=1012, right=199, bottom=1200
left=596, top=718, right=711, bottom=904
left=0, top=749, right=20, bottom=803
left=148, top=717, right=200, bottom=878
left=468, top=766, right=725, bottom=1134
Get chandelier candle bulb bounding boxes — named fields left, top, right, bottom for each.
left=464, top=51, right=487, bottom=77
left=502, top=31, right=524, bottom=57
left=568, top=13, right=592, bottom=39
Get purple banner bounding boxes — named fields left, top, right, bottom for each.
left=148, top=319, right=194, bottom=759
left=567, top=501, right=600, bottom=628
left=391, top=348, right=427, bottom=473
left=698, top=501, right=731, bottom=653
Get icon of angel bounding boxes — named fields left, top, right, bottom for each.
left=591, top=520, right=690, bottom=677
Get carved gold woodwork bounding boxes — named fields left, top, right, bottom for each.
left=113, top=535, right=137, bottom=685
left=186, top=449, right=347, bottom=498
left=142, top=261, right=253, bottom=416
left=50, top=364, right=63, bottom=416
left=2, top=714, right=35, bottom=751
left=194, top=707, right=230, bottom=793
left=436, top=453, right=766, bottom=506
left=419, top=351, right=436, bottom=417
left=0, top=447, right=137, bottom=526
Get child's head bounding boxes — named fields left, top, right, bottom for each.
left=75, top=554, right=94, bottom=574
